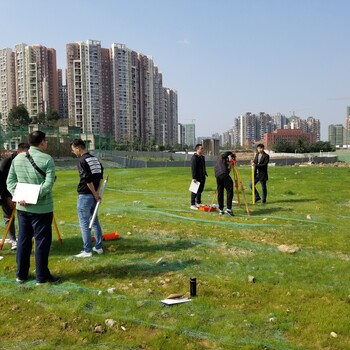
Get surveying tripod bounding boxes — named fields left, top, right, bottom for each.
left=231, top=160, right=251, bottom=216
left=0, top=208, right=62, bottom=250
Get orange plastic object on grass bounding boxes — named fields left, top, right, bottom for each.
left=199, top=205, right=217, bottom=212
left=92, top=232, right=119, bottom=241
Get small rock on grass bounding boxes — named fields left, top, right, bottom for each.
left=278, top=245, right=300, bottom=254
left=105, top=319, right=116, bottom=328
left=247, top=275, right=255, bottom=283
left=94, top=325, right=105, bottom=333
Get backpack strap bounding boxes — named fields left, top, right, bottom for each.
left=25, top=152, right=46, bottom=178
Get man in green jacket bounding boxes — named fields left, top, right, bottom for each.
left=7, top=131, right=60, bottom=285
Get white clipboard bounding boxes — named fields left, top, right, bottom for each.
left=189, top=180, right=200, bottom=194
left=12, top=183, right=41, bottom=204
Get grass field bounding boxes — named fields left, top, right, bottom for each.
left=0, top=164, right=349, bottom=349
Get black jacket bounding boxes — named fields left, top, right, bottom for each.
left=253, top=151, right=269, bottom=182
left=0, top=153, right=17, bottom=199
left=77, top=153, right=104, bottom=194
left=214, top=156, right=230, bottom=178
left=191, top=153, right=207, bottom=181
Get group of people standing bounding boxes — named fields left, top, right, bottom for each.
left=190, top=143, right=270, bottom=215
left=0, top=131, right=104, bottom=285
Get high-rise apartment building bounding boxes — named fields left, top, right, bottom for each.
left=13, top=44, right=58, bottom=118
left=306, top=116, right=320, bottom=141
left=110, top=43, right=139, bottom=143
left=164, top=88, right=178, bottom=146
left=66, top=40, right=104, bottom=134
left=0, top=48, right=16, bottom=128
left=138, top=54, right=154, bottom=146
left=153, top=66, right=164, bottom=145
left=346, top=106, right=350, bottom=131
left=101, top=48, right=112, bottom=134
left=58, top=69, right=68, bottom=119
left=67, top=41, right=177, bottom=146
left=183, top=123, right=196, bottom=147
left=328, top=124, right=344, bottom=146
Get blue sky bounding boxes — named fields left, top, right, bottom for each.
left=1, top=0, right=350, bottom=140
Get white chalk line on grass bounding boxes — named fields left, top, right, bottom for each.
left=135, top=208, right=331, bottom=227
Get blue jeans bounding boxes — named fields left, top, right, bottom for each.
left=77, top=194, right=102, bottom=252
left=16, top=210, right=53, bottom=283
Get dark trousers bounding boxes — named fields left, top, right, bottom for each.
left=251, top=176, right=267, bottom=202
left=1, top=198, right=16, bottom=241
left=16, top=210, right=53, bottom=283
left=216, top=174, right=234, bottom=211
left=191, top=179, right=205, bottom=205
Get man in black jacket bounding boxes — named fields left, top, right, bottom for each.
left=71, top=139, right=104, bottom=258
left=190, top=144, right=207, bottom=210
left=251, top=144, right=270, bottom=204
left=0, top=143, right=29, bottom=250
left=214, top=151, right=235, bottom=216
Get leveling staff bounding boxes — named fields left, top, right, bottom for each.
left=71, top=139, right=104, bottom=258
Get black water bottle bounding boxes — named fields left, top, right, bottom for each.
left=190, top=277, right=197, bottom=297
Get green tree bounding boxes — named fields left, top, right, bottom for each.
left=309, top=141, right=335, bottom=152
left=292, top=136, right=310, bottom=153
left=46, top=109, right=60, bottom=127
left=32, top=112, right=46, bottom=125
left=7, top=104, right=31, bottom=127
left=272, top=139, right=293, bottom=152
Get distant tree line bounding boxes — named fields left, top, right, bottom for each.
left=271, top=137, right=335, bottom=153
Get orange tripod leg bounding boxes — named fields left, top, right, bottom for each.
left=0, top=208, right=16, bottom=250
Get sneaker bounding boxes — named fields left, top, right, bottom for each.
left=255, top=197, right=261, bottom=203
left=219, top=210, right=224, bottom=216
left=74, top=251, right=92, bottom=258
left=225, top=209, right=234, bottom=217
left=36, top=275, right=61, bottom=286
left=16, top=277, right=26, bottom=284
left=93, top=247, right=103, bottom=255
left=190, top=205, right=198, bottom=210
left=11, top=240, right=17, bottom=251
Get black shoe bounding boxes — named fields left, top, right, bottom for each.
left=36, top=275, right=61, bottom=286
left=262, top=201, right=266, bottom=205
left=225, top=209, right=234, bottom=217
left=255, top=197, right=261, bottom=203
left=219, top=210, right=224, bottom=216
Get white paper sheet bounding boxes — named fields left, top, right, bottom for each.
left=189, top=181, right=200, bottom=194
left=160, top=298, right=192, bottom=305
left=12, top=183, right=41, bottom=204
